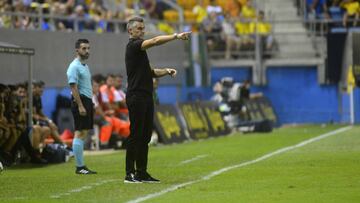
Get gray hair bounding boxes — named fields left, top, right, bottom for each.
left=126, top=16, right=144, bottom=30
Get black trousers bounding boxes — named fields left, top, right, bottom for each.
left=125, top=93, right=154, bottom=175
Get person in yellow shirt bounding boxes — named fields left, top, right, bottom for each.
left=234, top=0, right=256, bottom=49
left=341, top=0, right=360, bottom=27
left=241, top=0, right=256, bottom=19
left=249, top=11, right=273, bottom=51
left=193, top=2, right=208, bottom=23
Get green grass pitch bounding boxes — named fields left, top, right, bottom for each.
left=1, top=125, right=359, bottom=203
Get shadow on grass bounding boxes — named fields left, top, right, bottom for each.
left=7, top=162, right=64, bottom=170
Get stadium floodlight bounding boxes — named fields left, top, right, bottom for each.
left=0, top=42, right=35, bottom=128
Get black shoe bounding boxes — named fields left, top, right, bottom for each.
left=136, top=172, right=160, bottom=183
left=124, top=173, right=142, bottom=183
left=75, top=166, right=97, bottom=174
left=29, top=150, right=48, bottom=164
left=30, top=155, right=48, bottom=164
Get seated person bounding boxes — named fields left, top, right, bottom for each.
left=306, top=0, right=331, bottom=19
left=99, top=74, right=117, bottom=112
left=207, top=0, right=223, bottom=15
left=93, top=79, right=130, bottom=148
left=32, top=81, right=65, bottom=147
left=340, top=0, right=360, bottom=27
left=0, top=84, right=10, bottom=156
left=112, top=74, right=129, bottom=120
left=0, top=85, right=25, bottom=159
left=193, top=2, right=208, bottom=24
left=235, top=0, right=257, bottom=50
left=249, top=11, right=274, bottom=52
left=222, top=13, right=241, bottom=59
left=201, top=11, right=223, bottom=51
left=0, top=84, right=47, bottom=165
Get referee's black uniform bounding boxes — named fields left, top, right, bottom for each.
left=125, top=38, right=154, bottom=177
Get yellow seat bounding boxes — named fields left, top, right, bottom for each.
left=126, top=0, right=134, bottom=8
left=239, top=0, right=248, bottom=7
left=164, top=10, right=179, bottom=23
left=177, top=0, right=186, bottom=9
left=216, top=0, right=227, bottom=11
left=185, top=0, right=197, bottom=10
left=202, top=0, right=210, bottom=7
left=184, top=10, right=197, bottom=23
left=177, top=0, right=196, bottom=10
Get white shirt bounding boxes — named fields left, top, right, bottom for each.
left=100, top=92, right=109, bottom=103
left=207, top=5, right=222, bottom=14
left=113, top=89, right=126, bottom=102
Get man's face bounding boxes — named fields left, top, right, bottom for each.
left=77, top=43, right=90, bottom=60
left=114, top=77, right=122, bottom=89
left=33, top=85, right=43, bottom=96
left=16, top=87, right=26, bottom=97
left=92, top=81, right=99, bottom=94
left=209, top=12, right=217, bottom=21
left=106, top=76, right=115, bottom=87
left=129, top=22, right=145, bottom=39
left=258, top=13, right=264, bottom=21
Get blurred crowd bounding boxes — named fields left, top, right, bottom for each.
left=301, top=0, right=360, bottom=28
left=0, top=0, right=274, bottom=59
left=1, top=0, right=360, bottom=58
left=0, top=0, right=132, bottom=32
left=0, top=81, right=64, bottom=166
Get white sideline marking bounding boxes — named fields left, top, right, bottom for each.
left=50, top=179, right=120, bottom=199
left=127, top=126, right=352, bottom=203
left=179, top=154, right=208, bottom=165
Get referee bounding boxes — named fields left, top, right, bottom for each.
left=66, top=39, right=96, bottom=175
left=124, top=16, right=190, bottom=183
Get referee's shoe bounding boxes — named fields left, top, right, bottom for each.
left=75, top=166, right=97, bottom=174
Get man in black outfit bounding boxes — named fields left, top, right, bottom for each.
left=124, top=16, right=190, bottom=183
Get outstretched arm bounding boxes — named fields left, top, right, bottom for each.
left=141, top=31, right=191, bottom=50
left=152, top=68, right=177, bottom=78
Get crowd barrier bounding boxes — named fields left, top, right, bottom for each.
left=243, top=97, right=277, bottom=123
left=154, top=97, right=277, bottom=144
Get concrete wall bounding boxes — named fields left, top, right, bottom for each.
left=0, top=28, right=187, bottom=86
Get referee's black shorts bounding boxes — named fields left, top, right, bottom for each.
left=71, top=95, right=94, bottom=131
